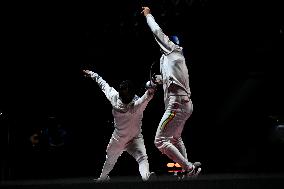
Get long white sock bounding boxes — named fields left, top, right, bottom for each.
left=138, top=158, right=150, bottom=180
left=162, top=142, right=192, bottom=172
left=99, top=161, right=115, bottom=179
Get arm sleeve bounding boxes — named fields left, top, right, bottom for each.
left=146, top=14, right=176, bottom=54
left=133, top=90, right=154, bottom=112
left=91, top=73, right=118, bottom=103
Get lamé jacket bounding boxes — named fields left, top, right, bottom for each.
left=146, top=14, right=191, bottom=102
left=91, top=73, right=154, bottom=141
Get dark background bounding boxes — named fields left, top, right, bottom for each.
left=1, top=0, right=282, bottom=180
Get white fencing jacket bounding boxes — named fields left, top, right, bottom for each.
left=146, top=14, right=191, bottom=101
left=91, top=73, right=154, bottom=140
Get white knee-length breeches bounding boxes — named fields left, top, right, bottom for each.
left=100, top=133, right=150, bottom=180
left=155, top=95, right=193, bottom=170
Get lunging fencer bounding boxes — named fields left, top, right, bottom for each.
left=82, top=69, right=156, bottom=182
left=141, top=6, right=201, bottom=178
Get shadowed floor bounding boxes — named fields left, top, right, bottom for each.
left=1, top=173, right=283, bottom=189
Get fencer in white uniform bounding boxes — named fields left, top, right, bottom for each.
left=141, top=6, right=201, bottom=178
left=83, top=70, right=156, bottom=181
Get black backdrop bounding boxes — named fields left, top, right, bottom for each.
left=1, top=0, right=282, bottom=180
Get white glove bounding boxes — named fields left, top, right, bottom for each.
left=152, top=75, right=162, bottom=84
left=83, top=70, right=99, bottom=79
left=145, top=80, right=156, bottom=89
left=90, top=72, right=98, bottom=79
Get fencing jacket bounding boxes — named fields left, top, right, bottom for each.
left=91, top=73, right=154, bottom=140
left=146, top=14, right=191, bottom=102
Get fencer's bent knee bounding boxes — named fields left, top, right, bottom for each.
left=154, top=137, right=172, bottom=154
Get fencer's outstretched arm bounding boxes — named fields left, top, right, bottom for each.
left=131, top=81, right=156, bottom=113
left=82, top=70, right=118, bottom=102
left=141, top=7, right=177, bottom=54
